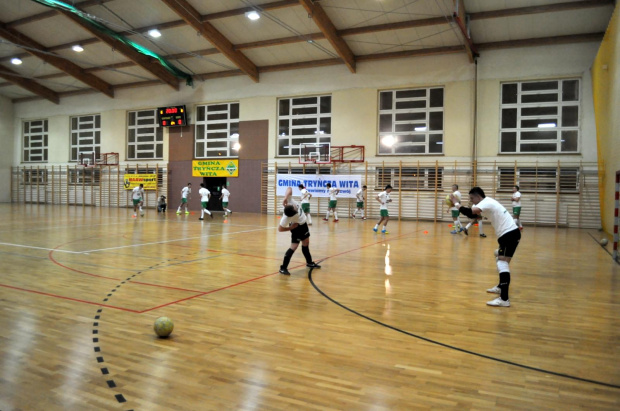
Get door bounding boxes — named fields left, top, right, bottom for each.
left=203, top=177, right=226, bottom=211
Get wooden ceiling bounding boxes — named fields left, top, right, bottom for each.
left=0, top=0, right=614, bottom=104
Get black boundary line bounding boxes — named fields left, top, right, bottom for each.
left=307, top=269, right=620, bottom=390
left=587, top=232, right=620, bottom=265
left=91, top=249, right=202, bottom=411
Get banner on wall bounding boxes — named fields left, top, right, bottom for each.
left=192, top=160, right=239, bottom=177
left=276, top=174, right=362, bottom=198
left=124, top=174, right=158, bottom=190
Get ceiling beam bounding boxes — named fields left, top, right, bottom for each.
left=299, top=0, right=356, bottom=73
left=469, top=0, right=613, bottom=20
left=160, top=0, right=259, bottom=82
left=0, top=23, right=114, bottom=97
left=6, top=0, right=115, bottom=28
left=357, top=45, right=464, bottom=62
left=453, top=0, right=477, bottom=62
left=0, top=66, right=60, bottom=104
left=477, top=32, right=605, bottom=50
left=56, top=9, right=180, bottom=90
left=203, top=0, right=299, bottom=21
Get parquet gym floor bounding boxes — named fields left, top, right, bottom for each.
left=0, top=204, right=618, bottom=410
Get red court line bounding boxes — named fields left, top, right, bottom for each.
left=0, top=283, right=141, bottom=313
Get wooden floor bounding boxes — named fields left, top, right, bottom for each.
left=0, top=204, right=618, bottom=410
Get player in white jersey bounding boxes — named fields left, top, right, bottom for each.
left=449, top=184, right=463, bottom=234
left=278, top=187, right=321, bottom=275
left=323, top=183, right=340, bottom=222
left=220, top=187, right=232, bottom=217
left=198, top=183, right=213, bottom=220
left=131, top=184, right=145, bottom=218
left=511, top=185, right=523, bottom=230
left=463, top=215, right=486, bottom=238
left=373, top=185, right=392, bottom=234
left=452, top=187, right=521, bottom=307
left=176, top=183, right=191, bottom=214
left=352, top=186, right=367, bottom=219
left=298, top=184, right=312, bottom=225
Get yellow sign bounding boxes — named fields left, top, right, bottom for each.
left=124, top=174, right=158, bottom=190
left=192, top=159, right=239, bottom=177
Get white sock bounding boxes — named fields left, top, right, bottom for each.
left=454, top=220, right=459, bottom=228
left=478, top=220, right=484, bottom=234
left=382, top=225, right=386, bottom=231
left=307, top=214, right=312, bottom=224
left=326, top=211, right=330, bottom=219
left=206, top=209, right=211, bottom=215
left=374, top=224, right=378, bottom=230
left=177, top=207, right=181, bottom=212
left=466, top=222, right=473, bottom=229
left=362, top=211, right=365, bottom=218
left=334, top=212, right=338, bottom=220
left=201, top=210, right=204, bottom=218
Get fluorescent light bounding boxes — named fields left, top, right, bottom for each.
left=538, top=123, right=556, bottom=128
left=414, top=126, right=427, bottom=131
left=232, top=142, right=241, bottom=151
left=245, top=11, right=260, bottom=20
left=148, top=29, right=161, bottom=38
left=381, top=135, right=396, bottom=147
left=72, top=45, right=84, bottom=52
left=230, top=133, right=239, bottom=138
left=11, top=57, right=22, bottom=65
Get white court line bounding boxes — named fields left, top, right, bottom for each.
left=80, top=226, right=273, bottom=254
left=0, top=242, right=83, bottom=254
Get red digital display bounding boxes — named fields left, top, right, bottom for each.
left=157, top=105, right=186, bottom=127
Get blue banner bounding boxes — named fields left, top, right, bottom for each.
left=276, top=174, right=363, bottom=198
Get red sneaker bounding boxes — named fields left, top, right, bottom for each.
left=334, top=219, right=339, bottom=222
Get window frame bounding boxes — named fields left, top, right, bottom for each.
left=375, top=167, right=443, bottom=191
left=70, top=114, right=101, bottom=162
left=127, top=109, right=164, bottom=160
left=277, top=95, right=332, bottom=158
left=195, top=102, right=240, bottom=159
left=498, top=167, right=579, bottom=193
left=23, top=119, right=49, bottom=163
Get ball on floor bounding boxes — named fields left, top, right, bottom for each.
left=154, top=316, right=174, bottom=338
left=600, top=238, right=608, bottom=246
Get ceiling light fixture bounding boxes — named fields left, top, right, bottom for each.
left=72, top=45, right=84, bottom=52
left=11, top=57, right=22, bottom=65
left=245, top=11, right=260, bottom=20
left=148, top=29, right=161, bottom=38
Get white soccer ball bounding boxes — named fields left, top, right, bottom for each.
left=600, top=238, right=608, bottom=246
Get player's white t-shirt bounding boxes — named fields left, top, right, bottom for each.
left=221, top=188, right=230, bottom=202
left=512, top=191, right=522, bottom=207
left=451, top=190, right=461, bottom=211
left=356, top=189, right=364, bottom=202
left=280, top=198, right=307, bottom=227
left=132, top=186, right=144, bottom=200
left=476, top=197, right=518, bottom=238
left=328, top=187, right=338, bottom=201
left=199, top=187, right=210, bottom=202
left=300, top=188, right=310, bottom=204
left=377, top=191, right=390, bottom=210
left=181, top=186, right=190, bottom=199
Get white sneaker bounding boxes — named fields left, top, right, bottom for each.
left=487, top=297, right=510, bottom=307
left=486, top=286, right=501, bottom=294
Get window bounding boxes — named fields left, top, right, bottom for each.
left=376, top=167, right=443, bottom=190
left=69, top=167, right=101, bottom=185
left=23, top=119, right=48, bottom=162
left=23, top=168, right=47, bottom=185
left=500, top=79, right=580, bottom=153
left=71, top=114, right=101, bottom=161
left=278, top=95, right=331, bottom=157
left=378, top=87, right=444, bottom=155
left=195, top=103, right=239, bottom=158
left=128, top=109, right=163, bottom=159
left=276, top=166, right=331, bottom=175
left=498, top=167, right=579, bottom=193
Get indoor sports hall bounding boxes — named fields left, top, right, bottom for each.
left=0, top=1, right=619, bottom=410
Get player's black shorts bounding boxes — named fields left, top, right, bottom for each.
left=497, top=228, right=521, bottom=258
left=290, top=223, right=310, bottom=244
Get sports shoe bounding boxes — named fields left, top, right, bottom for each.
left=486, top=286, right=501, bottom=294
left=334, top=219, right=339, bottom=222
left=463, top=227, right=469, bottom=236
left=458, top=227, right=464, bottom=233
left=351, top=214, right=356, bottom=218
left=450, top=230, right=458, bottom=234
left=306, top=262, right=321, bottom=268
left=487, top=297, right=510, bottom=307
left=176, top=211, right=181, bottom=215
left=519, top=227, right=523, bottom=231
left=199, top=217, right=204, bottom=221
left=279, top=267, right=290, bottom=275
left=185, top=211, right=190, bottom=215
left=381, top=230, right=388, bottom=234
left=210, top=213, right=214, bottom=219
left=323, top=218, right=329, bottom=221
left=362, top=217, right=367, bottom=220
left=480, top=233, right=487, bottom=238
left=373, top=227, right=378, bottom=232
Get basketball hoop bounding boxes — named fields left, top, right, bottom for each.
left=300, top=143, right=331, bottom=164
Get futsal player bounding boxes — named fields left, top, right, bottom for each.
left=452, top=187, right=521, bottom=307
left=449, top=184, right=463, bottom=234
left=176, top=183, right=191, bottom=214
left=323, top=183, right=340, bottom=222
left=463, top=215, right=486, bottom=238
left=298, top=184, right=313, bottom=225
left=352, top=185, right=367, bottom=219
left=132, top=183, right=145, bottom=218
left=220, top=186, right=232, bottom=217
left=373, top=184, right=392, bottom=234
left=198, top=183, right=213, bottom=220
left=512, top=185, right=523, bottom=230
left=278, top=187, right=321, bottom=275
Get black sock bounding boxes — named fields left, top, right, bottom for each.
left=499, top=272, right=511, bottom=301
left=301, top=245, right=312, bottom=264
left=281, top=248, right=295, bottom=269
